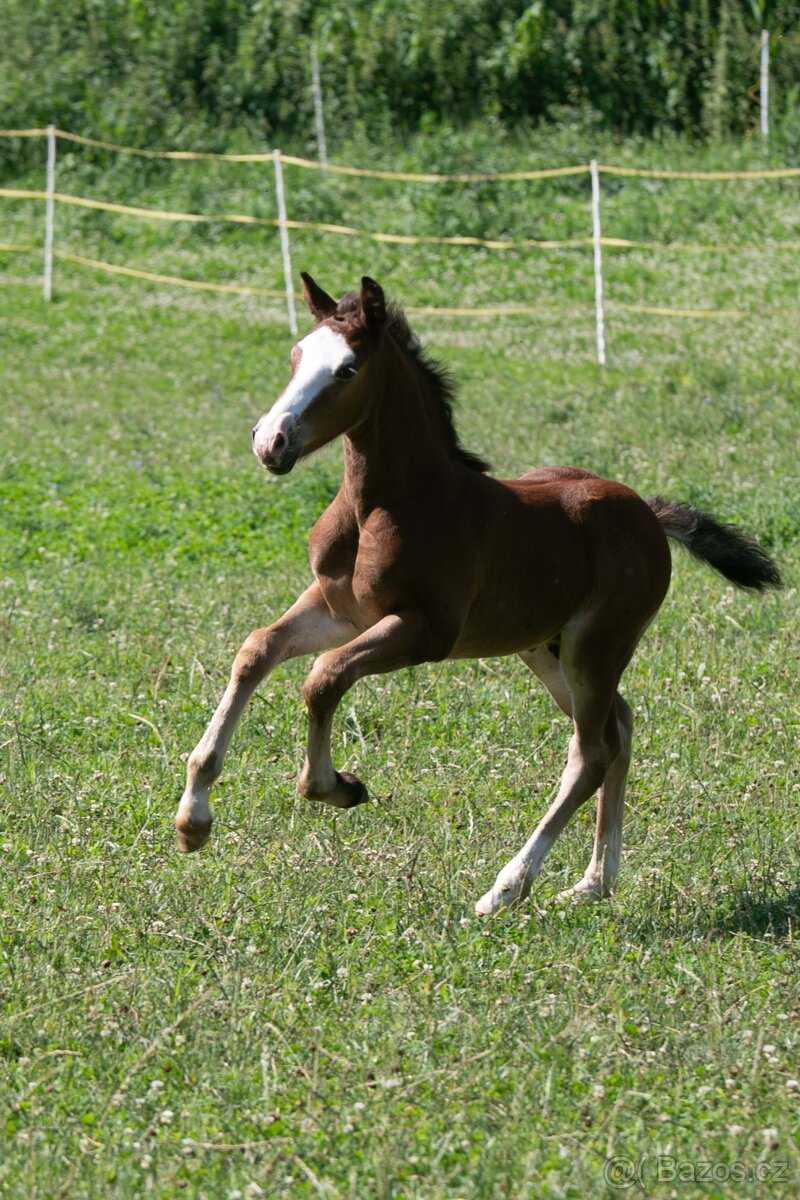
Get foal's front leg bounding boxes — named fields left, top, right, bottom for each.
left=175, top=583, right=357, bottom=851
left=298, top=612, right=443, bottom=808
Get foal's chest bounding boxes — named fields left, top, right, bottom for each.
left=309, top=507, right=396, bottom=628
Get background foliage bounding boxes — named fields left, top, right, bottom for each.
left=2, top=0, right=800, bottom=170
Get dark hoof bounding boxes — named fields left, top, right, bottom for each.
left=335, top=771, right=369, bottom=808
left=175, top=815, right=213, bottom=853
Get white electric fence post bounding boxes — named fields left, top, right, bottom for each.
left=760, top=29, right=770, bottom=140
left=272, top=148, right=298, bottom=336
left=43, top=124, right=56, bottom=301
left=590, top=159, right=607, bottom=366
left=310, top=44, right=329, bottom=176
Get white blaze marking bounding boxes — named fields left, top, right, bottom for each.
left=271, top=326, right=353, bottom=423
left=253, top=326, right=354, bottom=461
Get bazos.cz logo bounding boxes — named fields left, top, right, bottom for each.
left=603, top=1154, right=791, bottom=1190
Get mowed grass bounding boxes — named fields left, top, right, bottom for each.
left=1, top=131, right=799, bottom=1197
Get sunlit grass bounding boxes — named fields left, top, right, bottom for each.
left=1, top=129, right=799, bottom=1197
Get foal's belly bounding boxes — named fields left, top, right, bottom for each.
left=450, top=566, right=587, bottom=659
left=445, top=491, right=593, bottom=657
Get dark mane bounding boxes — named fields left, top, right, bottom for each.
left=338, top=293, right=490, bottom=474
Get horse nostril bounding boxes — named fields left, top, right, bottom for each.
left=271, top=430, right=287, bottom=456
left=251, top=425, right=258, bottom=443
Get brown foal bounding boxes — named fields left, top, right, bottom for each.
left=175, top=274, right=780, bottom=916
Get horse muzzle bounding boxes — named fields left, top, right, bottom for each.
left=252, top=416, right=299, bottom=475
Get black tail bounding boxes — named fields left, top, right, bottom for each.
left=647, top=497, right=782, bottom=593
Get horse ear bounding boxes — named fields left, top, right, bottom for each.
left=301, top=272, right=337, bottom=321
left=360, top=276, right=386, bottom=331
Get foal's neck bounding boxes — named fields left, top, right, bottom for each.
left=342, top=336, right=453, bottom=519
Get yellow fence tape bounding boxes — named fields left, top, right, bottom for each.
left=3, top=127, right=798, bottom=181
left=0, top=187, right=586, bottom=247
left=0, top=127, right=272, bottom=162
left=0, top=128, right=51, bottom=138
left=0, top=127, right=586, bottom=178
left=0, top=187, right=282, bottom=228
left=608, top=300, right=745, bottom=319
left=58, top=252, right=290, bottom=298
left=55, top=128, right=276, bottom=163
left=286, top=221, right=586, bottom=248
left=598, top=163, right=800, bottom=180
left=278, top=155, right=588, bottom=183
left=0, top=241, right=39, bottom=254
left=0, top=242, right=756, bottom=320
left=2, top=188, right=797, bottom=255
left=0, top=241, right=288, bottom=297
left=600, top=236, right=800, bottom=253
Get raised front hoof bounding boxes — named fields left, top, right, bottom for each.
left=333, top=771, right=369, bottom=808
left=175, top=815, right=213, bottom=853
left=301, top=770, right=369, bottom=810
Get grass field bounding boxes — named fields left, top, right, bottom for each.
left=1, top=127, right=799, bottom=1197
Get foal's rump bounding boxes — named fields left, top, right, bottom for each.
left=513, top=469, right=672, bottom=601
left=450, top=468, right=672, bottom=659
left=512, top=467, right=780, bottom=594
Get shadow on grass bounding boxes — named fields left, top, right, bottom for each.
left=618, top=879, right=800, bottom=942
left=700, top=882, right=800, bottom=940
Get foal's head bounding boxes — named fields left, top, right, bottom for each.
left=252, top=273, right=388, bottom=475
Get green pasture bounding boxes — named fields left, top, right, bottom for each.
left=1, top=130, right=799, bottom=1197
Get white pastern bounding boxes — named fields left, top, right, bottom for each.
left=176, top=784, right=211, bottom=830
left=254, top=326, right=354, bottom=455
left=474, top=833, right=554, bottom=916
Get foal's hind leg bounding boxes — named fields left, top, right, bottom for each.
left=475, top=634, right=631, bottom=916
left=519, top=644, right=572, bottom=718
left=175, top=583, right=356, bottom=851
left=558, top=693, right=633, bottom=902
left=520, top=648, right=634, bottom=899
left=520, top=645, right=622, bottom=898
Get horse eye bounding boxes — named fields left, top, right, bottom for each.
left=334, top=363, right=357, bottom=381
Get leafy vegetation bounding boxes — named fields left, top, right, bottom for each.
left=2, top=0, right=800, bottom=174
left=1, top=122, right=799, bottom=1196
